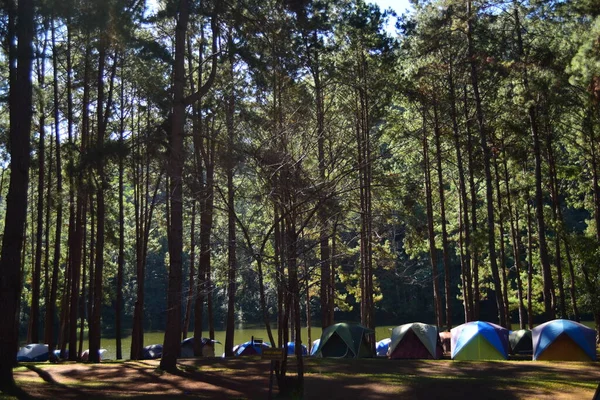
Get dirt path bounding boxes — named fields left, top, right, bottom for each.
left=11, top=358, right=600, bottom=399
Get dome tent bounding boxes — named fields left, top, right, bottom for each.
left=142, top=344, right=163, bottom=359
left=388, top=323, right=443, bottom=359
left=181, top=337, right=220, bottom=358
left=233, top=339, right=270, bottom=356
left=451, top=321, right=509, bottom=360
left=17, top=344, right=49, bottom=362
left=509, top=329, right=533, bottom=354
left=532, top=319, right=597, bottom=361
left=285, top=341, right=308, bottom=356
left=313, top=323, right=374, bottom=358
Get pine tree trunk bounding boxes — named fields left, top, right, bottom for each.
left=423, top=111, right=443, bottom=329
left=467, top=0, right=506, bottom=326
left=161, top=0, right=189, bottom=370
left=433, top=100, right=452, bottom=331
left=513, top=2, right=554, bottom=320
left=225, top=34, right=237, bottom=357
left=329, top=221, right=337, bottom=325
left=66, top=20, right=82, bottom=362
left=493, top=157, right=511, bottom=327
left=29, top=22, right=48, bottom=345
left=79, top=202, right=88, bottom=359
left=546, top=129, right=567, bottom=318
left=526, top=199, right=534, bottom=329
left=78, top=40, right=92, bottom=360
left=90, top=38, right=107, bottom=364
left=464, top=85, right=480, bottom=320
left=44, top=127, right=57, bottom=352
left=163, top=1, right=218, bottom=370
left=115, top=58, right=126, bottom=360
left=502, top=146, right=526, bottom=329
left=183, top=201, right=196, bottom=340
left=130, top=107, right=162, bottom=359
left=0, top=0, right=33, bottom=389
left=287, top=221, right=304, bottom=396
left=312, top=48, right=332, bottom=330
left=563, top=238, right=580, bottom=321
left=449, top=65, right=472, bottom=322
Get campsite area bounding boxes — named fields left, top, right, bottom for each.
left=8, top=358, right=600, bottom=400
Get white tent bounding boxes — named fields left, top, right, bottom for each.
left=17, top=344, right=49, bottom=362
left=81, top=348, right=107, bottom=361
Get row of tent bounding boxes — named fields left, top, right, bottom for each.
left=16, top=337, right=303, bottom=362
left=15, top=319, right=597, bottom=362
left=450, top=319, right=597, bottom=361
left=314, top=320, right=597, bottom=361
left=17, top=345, right=108, bottom=362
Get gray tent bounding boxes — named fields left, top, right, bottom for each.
left=17, top=344, right=49, bottom=362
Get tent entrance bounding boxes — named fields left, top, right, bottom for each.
left=321, top=332, right=353, bottom=358
left=454, top=335, right=505, bottom=361
left=537, top=333, right=592, bottom=361
left=389, top=328, right=433, bottom=359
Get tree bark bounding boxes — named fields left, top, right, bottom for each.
left=130, top=106, right=162, bottom=360
left=224, top=32, right=237, bottom=358
left=0, top=0, right=34, bottom=389
left=502, top=145, right=526, bottom=329
left=422, top=110, right=443, bottom=328
left=563, top=237, right=580, bottom=321
left=464, top=85, right=480, bottom=319
left=89, top=36, right=107, bottom=364
left=448, top=65, right=473, bottom=322
left=183, top=201, right=196, bottom=340
left=526, top=198, right=534, bottom=329
left=51, top=16, right=66, bottom=358
left=193, top=18, right=219, bottom=354
left=467, top=0, right=506, bottom=326
left=493, top=156, right=511, bottom=327
left=513, top=1, right=554, bottom=320
left=115, top=57, right=126, bottom=360
left=530, top=105, right=555, bottom=320
left=29, top=20, right=48, bottom=345
left=162, top=1, right=218, bottom=370
left=66, top=19, right=82, bottom=362
left=310, top=37, right=332, bottom=330
left=546, top=128, right=567, bottom=318
left=433, top=99, right=452, bottom=331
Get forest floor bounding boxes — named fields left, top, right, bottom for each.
left=5, top=357, right=600, bottom=399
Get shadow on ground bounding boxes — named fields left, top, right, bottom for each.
left=10, top=357, right=600, bottom=399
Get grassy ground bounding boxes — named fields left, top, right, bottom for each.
left=3, top=357, right=599, bottom=399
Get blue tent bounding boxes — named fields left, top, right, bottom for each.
left=285, top=341, right=308, bottom=356
left=376, top=338, right=391, bottom=357
left=532, top=319, right=597, bottom=361
left=451, top=321, right=509, bottom=360
left=234, top=340, right=271, bottom=356
left=143, top=344, right=163, bottom=359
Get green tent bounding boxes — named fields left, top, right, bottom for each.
left=509, top=329, right=532, bottom=354
left=314, top=323, right=374, bottom=358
